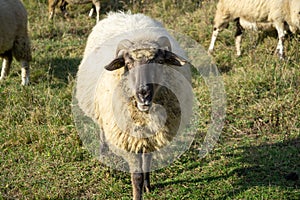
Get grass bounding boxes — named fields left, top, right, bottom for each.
left=1, top=0, right=299, bottom=199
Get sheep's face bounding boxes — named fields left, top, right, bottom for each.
left=105, top=37, right=188, bottom=112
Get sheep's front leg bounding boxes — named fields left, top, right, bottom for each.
left=93, top=1, right=101, bottom=23
left=0, top=51, right=12, bottom=82
left=208, top=27, right=219, bottom=54
left=130, top=154, right=144, bottom=200
left=143, top=154, right=152, bottom=193
left=131, top=172, right=144, bottom=200
left=275, top=23, right=285, bottom=59
left=48, top=0, right=59, bottom=20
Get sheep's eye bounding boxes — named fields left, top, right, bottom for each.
left=157, top=60, right=164, bottom=64
left=126, top=62, right=134, bottom=69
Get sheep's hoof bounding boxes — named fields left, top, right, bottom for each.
left=88, top=8, right=94, bottom=18
left=279, top=53, right=285, bottom=60
left=276, top=49, right=285, bottom=60
left=278, top=53, right=285, bottom=60
left=144, top=185, right=151, bottom=193
left=21, top=79, right=29, bottom=86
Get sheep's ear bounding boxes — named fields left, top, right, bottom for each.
left=164, top=50, right=189, bottom=66
left=105, top=57, right=125, bottom=71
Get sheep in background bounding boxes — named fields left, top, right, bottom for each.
left=208, top=0, right=300, bottom=58
left=235, top=17, right=292, bottom=57
left=0, top=0, right=31, bottom=85
left=48, top=0, right=101, bottom=23
left=75, top=12, right=193, bottom=200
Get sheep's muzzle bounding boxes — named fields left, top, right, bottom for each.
left=136, top=84, right=153, bottom=112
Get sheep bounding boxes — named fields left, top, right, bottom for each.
left=75, top=12, right=193, bottom=200
left=208, top=0, right=300, bottom=59
left=48, top=0, right=101, bottom=23
left=0, top=0, right=31, bottom=85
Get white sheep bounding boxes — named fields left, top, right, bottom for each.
left=75, top=12, right=193, bottom=200
left=48, top=0, right=101, bottom=23
left=0, top=0, right=31, bottom=85
left=208, top=0, right=300, bottom=58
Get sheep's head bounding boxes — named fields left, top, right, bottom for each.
left=105, top=36, right=188, bottom=112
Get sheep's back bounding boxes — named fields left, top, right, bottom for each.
left=216, top=0, right=285, bottom=22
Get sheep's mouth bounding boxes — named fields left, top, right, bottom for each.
left=137, top=102, right=152, bottom=112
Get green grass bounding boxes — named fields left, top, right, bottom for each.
left=1, top=0, right=299, bottom=199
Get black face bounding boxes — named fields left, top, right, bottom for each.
left=123, top=49, right=159, bottom=112
left=135, top=83, right=154, bottom=112
left=105, top=41, right=188, bottom=112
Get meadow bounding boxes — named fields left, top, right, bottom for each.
left=0, top=0, right=299, bottom=199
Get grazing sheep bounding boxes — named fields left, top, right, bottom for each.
left=208, top=0, right=300, bottom=58
left=0, top=0, right=31, bottom=85
left=48, top=0, right=101, bottom=23
left=75, top=12, right=192, bottom=200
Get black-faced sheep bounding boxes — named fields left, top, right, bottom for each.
left=208, top=0, right=300, bottom=58
left=48, top=0, right=101, bottom=23
left=0, top=0, right=31, bottom=85
left=75, top=12, right=193, bottom=200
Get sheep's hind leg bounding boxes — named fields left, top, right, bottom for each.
left=275, top=23, right=285, bottom=59
left=143, top=154, right=152, bottom=193
left=0, top=51, right=13, bottom=82
left=20, top=60, right=30, bottom=85
left=235, top=19, right=244, bottom=57
left=88, top=7, right=94, bottom=18
left=60, top=0, right=70, bottom=19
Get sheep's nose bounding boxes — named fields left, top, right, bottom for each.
left=137, top=85, right=152, bottom=105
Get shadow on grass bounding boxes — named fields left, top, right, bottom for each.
left=49, top=57, right=80, bottom=81
left=225, top=138, right=300, bottom=198
left=32, top=57, right=81, bottom=87
left=154, top=138, right=299, bottom=198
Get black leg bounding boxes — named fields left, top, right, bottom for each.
left=129, top=154, right=143, bottom=200
left=131, top=172, right=144, bottom=200
left=143, top=154, right=152, bottom=193
left=235, top=18, right=244, bottom=56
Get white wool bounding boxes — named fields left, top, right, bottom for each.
left=76, top=12, right=192, bottom=154
left=214, top=0, right=300, bottom=29
left=209, top=0, right=300, bottom=57
left=77, top=11, right=190, bottom=121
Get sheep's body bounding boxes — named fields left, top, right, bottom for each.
left=0, top=0, right=31, bottom=85
left=77, top=12, right=191, bottom=124
left=208, top=0, right=300, bottom=58
left=75, top=12, right=192, bottom=200
left=48, top=0, right=101, bottom=23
